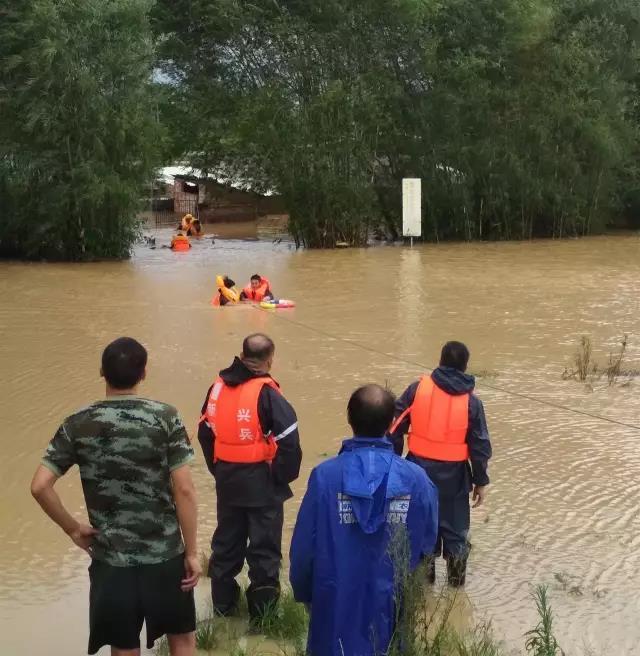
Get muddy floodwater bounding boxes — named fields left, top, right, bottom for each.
left=1, top=229, right=639, bottom=655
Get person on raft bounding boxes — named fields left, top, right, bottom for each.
left=240, top=274, right=274, bottom=302
left=171, top=230, right=191, bottom=250
left=212, top=276, right=240, bottom=306
left=187, top=218, right=203, bottom=238
left=180, top=214, right=194, bottom=232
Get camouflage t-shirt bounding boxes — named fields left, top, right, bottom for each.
left=42, top=396, right=194, bottom=567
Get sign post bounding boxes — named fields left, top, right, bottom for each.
left=402, top=178, right=422, bottom=247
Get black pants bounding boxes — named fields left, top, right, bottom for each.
left=432, top=494, right=470, bottom=558
left=209, top=500, right=283, bottom=618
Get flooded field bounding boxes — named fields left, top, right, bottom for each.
left=0, top=228, right=639, bottom=655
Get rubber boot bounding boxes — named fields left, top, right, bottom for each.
left=446, top=555, right=467, bottom=587
left=210, top=575, right=240, bottom=617
left=246, top=583, right=280, bottom=624
left=424, top=556, right=436, bottom=584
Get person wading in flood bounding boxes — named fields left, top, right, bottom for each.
left=198, top=333, right=302, bottom=622
left=289, top=384, right=438, bottom=656
left=30, top=337, right=200, bottom=656
left=389, top=341, right=492, bottom=586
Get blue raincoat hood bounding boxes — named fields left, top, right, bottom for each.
left=339, top=437, right=394, bottom=534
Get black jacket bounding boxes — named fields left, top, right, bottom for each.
left=389, top=367, right=492, bottom=497
left=198, top=357, right=302, bottom=507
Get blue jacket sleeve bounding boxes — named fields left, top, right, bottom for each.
left=417, top=474, right=439, bottom=556
left=467, top=396, right=492, bottom=486
left=289, top=468, right=319, bottom=604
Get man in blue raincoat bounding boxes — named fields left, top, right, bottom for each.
left=290, top=384, right=438, bottom=656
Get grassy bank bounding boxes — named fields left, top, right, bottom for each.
left=154, top=583, right=578, bottom=656
left=154, top=590, right=306, bottom=655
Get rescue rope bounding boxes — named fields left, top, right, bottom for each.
left=255, top=307, right=640, bottom=432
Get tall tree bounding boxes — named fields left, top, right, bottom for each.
left=154, top=0, right=640, bottom=247
left=0, top=0, right=161, bottom=260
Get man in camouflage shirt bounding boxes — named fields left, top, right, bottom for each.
left=31, top=337, right=200, bottom=656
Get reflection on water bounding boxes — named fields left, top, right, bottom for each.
left=0, top=231, right=639, bottom=654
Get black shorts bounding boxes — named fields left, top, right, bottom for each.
left=88, top=553, right=196, bottom=654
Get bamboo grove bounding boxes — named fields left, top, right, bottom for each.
left=2, top=0, right=640, bottom=256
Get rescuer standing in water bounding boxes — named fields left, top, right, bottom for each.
left=389, top=341, right=492, bottom=586
left=198, top=334, right=302, bottom=622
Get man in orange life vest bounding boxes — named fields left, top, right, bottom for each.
left=171, top=230, right=191, bottom=250
left=197, top=333, right=302, bottom=620
left=389, top=341, right=492, bottom=586
left=239, top=274, right=274, bottom=302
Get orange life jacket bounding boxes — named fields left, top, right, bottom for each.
left=181, top=214, right=194, bottom=231
left=394, top=376, right=470, bottom=462
left=203, top=376, right=279, bottom=463
left=171, top=235, right=190, bottom=251
left=211, top=275, right=240, bottom=306
left=242, top=278, right=271, bottom=302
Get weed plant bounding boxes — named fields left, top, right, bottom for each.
left=255, top=591, right=308, bottom=643
left=606, top=335, right=628, bottom=386
left=563, top=335, right=634, bottom=385
left=525, top=586, right=564, bottom=656
left=195, top=615, right=217, bottom=652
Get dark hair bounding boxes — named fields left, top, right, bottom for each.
left=101, top=337, right=147, bottom=389
left=250, top=274, right=261, bottom=282
left=242, top=333, right=275, bottom=361
left=347, top=384, right=396, bottom=437
left=439, top=341, right=470, bottom=372
left=223, top=276, right=235, bottom=288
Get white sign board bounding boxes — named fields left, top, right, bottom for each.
left=402, top=178, right=422, bottom=237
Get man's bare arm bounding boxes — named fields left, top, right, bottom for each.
left=30, top=465, right=97, bottom=551
left=171, top=464, right=201, bottom=590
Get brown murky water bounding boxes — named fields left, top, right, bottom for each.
left=1, top=228, right=639, bottom=655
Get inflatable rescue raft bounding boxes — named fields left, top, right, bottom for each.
left=260, top=299, right=296, bottom=309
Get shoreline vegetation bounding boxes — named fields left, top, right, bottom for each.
left=2, top=1, right=640, bottom=259
left=563, top=335, right=639, bottom=386
left=179, top=541, right=575, bottom=656
left=154, top=583, right=573, bottom=656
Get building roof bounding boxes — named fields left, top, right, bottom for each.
left=158, top=165, right=276, bottom=196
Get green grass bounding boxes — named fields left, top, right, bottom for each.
left=195, top=615, right=217, bottom=652
left=228, top=647, right=249, bottom=656
left=154, top=635, right=170, bottom=655
left=152, top=579, right=581, bottom=656
left=449, top=623, right=504, bottom=656
left=154, top=611, right=218, bottom=655
left=254, top=591, right=308, bottom=642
